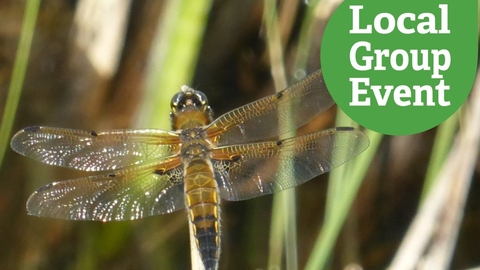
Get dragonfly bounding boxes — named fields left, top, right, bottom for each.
left=11, top=70, right=369, bottom=270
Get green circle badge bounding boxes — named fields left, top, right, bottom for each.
left=321, top=0, right=478, bottom=135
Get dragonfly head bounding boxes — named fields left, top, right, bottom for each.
left=170, top=86, right=211, bottom=113
left=170, top=86, right=213, bottom=128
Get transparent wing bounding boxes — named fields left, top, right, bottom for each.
left=206, top=70, right=334, bottom=146
left=26, top=157, right=185, bottom=221
left=11, top=126, right=180, bottom=171
left=211, top=127, right=369, bottom=201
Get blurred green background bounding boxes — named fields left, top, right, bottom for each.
left=1, top=0, right=479, bottom=269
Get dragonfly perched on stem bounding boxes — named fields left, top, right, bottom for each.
left=11, top=70, right=369, bottom=270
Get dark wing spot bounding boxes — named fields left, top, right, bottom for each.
left=108, top=173, right=116, bottom=178
left=24, top=126, right=40, bottom=132
left=276, top=91, right=283, bottom=99
left=155, top=169, right=165, bottom=175
left=276, top=140, right=283, bottom=146
left=90, top=131, right=98, bottom=137
left=36, top=183, right=54, bottom=192
left=231, top=155, right=241, bottom=162
left=335, top=126, right=354, bottom=132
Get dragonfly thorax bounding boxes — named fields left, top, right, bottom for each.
left=179, top=128, right=213, bottom=161
left=180, top=127, right=206, bottom=140
left=181, top=143, right=211, bottom=161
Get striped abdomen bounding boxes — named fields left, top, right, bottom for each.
left=184, top=158, right=221, bottom=270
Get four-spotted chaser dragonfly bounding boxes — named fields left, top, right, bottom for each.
left=11, top=70, right=369, bottom=270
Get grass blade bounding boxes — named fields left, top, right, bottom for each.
left=305, top=110, right=381, bottom=270
left=0, top=0, right=40, bottom=168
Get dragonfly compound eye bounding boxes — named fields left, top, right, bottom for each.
left=171, top=86, right=210, bottom=114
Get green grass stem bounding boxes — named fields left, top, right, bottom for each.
left=0, top=0, right=40, bottom=168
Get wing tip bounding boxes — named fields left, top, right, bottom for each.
left=334, top=126, right=371, bottom=153
left=10, top=126, right=41, bottom=151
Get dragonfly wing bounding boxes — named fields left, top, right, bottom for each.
left=27, top=157, right=185, bottom=221
left=206, top=70, right=333, bottom=146
left=11, top=126, right=180, bottom=171
left=212, top=127, right=369, bottom=201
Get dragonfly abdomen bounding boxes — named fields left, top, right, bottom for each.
left=185, top=158, right=221, bottom=270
